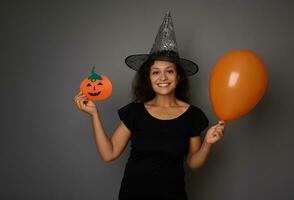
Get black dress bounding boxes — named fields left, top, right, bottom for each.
left=117, top=102, right=209, bottom=200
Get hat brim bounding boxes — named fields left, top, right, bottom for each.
left=125, top=54, right=199, bottom=76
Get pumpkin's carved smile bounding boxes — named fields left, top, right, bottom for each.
left=88, top=91, right=101, bottom=96
left=80, top=66, right=112, bottom=101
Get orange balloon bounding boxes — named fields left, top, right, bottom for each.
left=80, top=66, right=112, bottom=101
left=209, top=49, right=268, bottom=121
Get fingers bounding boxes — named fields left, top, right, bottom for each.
left=217, top=128, right=224, bottom=137
left=210, top=122, right=225, bottom=131
left=215, top=126, right=225, bottom=137
left=73, top=91, right=82, bottom=102
left=74, top=91, right=82, bottom=99
left=73, top=91, right=88, bottom=111
left=212, top=122, right=225, bottom=138
left=218, top=120, right=226, bottom=126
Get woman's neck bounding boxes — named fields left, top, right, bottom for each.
left=147, top=94, right=179, bottom=107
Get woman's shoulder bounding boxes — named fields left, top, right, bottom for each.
left=187, top=103, right=201, bottom=110
left=174, top=99, right=201, bottom=111
left=119, top=101, right=141, bottom=110
left=187, top=104, right=209, bottom=121
left=176, top=99, right=190, bottom=107
left=118, top=101, right=142, bottom=121
left=176, top=100, right=206, bottom=117
left=188, top=103, right=206, bottom=113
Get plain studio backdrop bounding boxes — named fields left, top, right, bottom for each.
left=1, top=0, right=294, bottom=199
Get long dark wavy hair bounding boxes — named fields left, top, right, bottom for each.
left=132, top=57, right=191, bottom=103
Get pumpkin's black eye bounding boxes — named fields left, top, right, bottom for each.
left=98, top=82, right=103, bottom=85
left=86, top=83, right=91, bottom=87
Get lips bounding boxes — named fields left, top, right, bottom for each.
left=157, top=83, right=171, bottom=87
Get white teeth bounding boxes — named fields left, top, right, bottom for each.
left=158, top=83, right=169, bottom=87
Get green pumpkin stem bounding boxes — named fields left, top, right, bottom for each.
left=88, top=65, right=102, bottom=82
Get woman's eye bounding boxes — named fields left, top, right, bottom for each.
left=152, top=71, right=159, bottom=75
left=168, top=70, right=174, bottom=74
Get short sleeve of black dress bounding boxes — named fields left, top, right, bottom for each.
left=118, top=102, right=136, bottom=133
left=189, top=106, right=209, bottom=137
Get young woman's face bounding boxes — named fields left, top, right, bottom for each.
left=149, top=60, right=179, bottom=96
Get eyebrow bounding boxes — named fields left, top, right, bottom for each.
left=151, top=66, right=175, bottom=70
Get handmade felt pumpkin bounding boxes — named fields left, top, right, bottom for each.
left=80, top=66, right=112, bottom=101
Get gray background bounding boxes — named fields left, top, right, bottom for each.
left=1, top=0, right=294, bottom=199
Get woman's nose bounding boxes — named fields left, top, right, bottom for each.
left=160, top=72, right=167, bottom=80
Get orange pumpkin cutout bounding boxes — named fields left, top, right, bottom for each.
left=80, top=66, right=112, bottom=101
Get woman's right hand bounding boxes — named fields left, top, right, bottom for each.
left=73, top=91, right=98, bottom=116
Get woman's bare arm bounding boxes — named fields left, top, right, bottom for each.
left=74, top=91, right=131, bottom=162
left=91, top=110, right=131, bottom=162
left=186, top=121, right=225, bottom=171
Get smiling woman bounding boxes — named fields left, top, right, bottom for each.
left=73, top=11, right=225, bottom=200
left=132, top=57, right=190, bottom=103
left=150, top=62, right=178, bottom=96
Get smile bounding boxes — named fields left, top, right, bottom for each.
left=88, top=91, right=101, bottom=96
left=157, top=83, right=171, bottom=87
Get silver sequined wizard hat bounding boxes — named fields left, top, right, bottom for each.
left=125, top=11, right=199, bottom=76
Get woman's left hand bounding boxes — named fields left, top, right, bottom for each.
left=204, top=120, right=226, bottom=144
